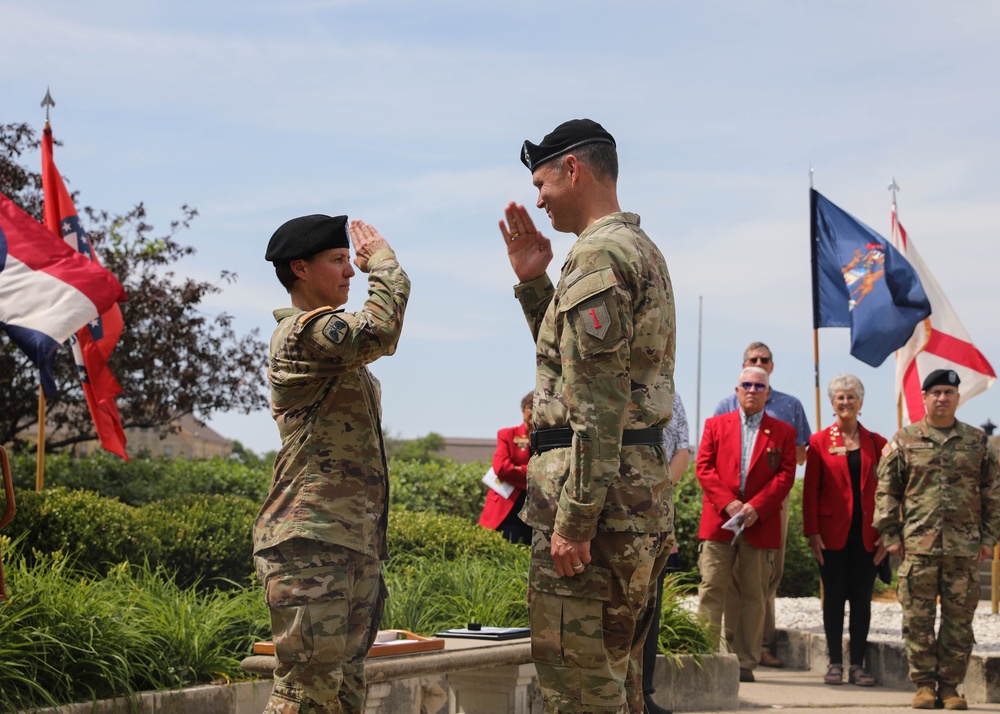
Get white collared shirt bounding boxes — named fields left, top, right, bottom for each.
left=739, top=408, right=764, bottom=496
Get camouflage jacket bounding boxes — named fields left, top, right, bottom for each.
left=253, top=248, right=410, bottom=560
left=874, top=418, right=1000, bottom=557
left=514, top=212, right=675, bottom=541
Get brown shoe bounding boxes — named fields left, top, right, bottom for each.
left=939, top=685, right=967, bottom=710
left=759, top=649, right=783, bottom=668
left=912, top=685, right=936, bottom=709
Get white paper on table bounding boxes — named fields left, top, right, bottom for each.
left=481, top=467, right=516, bottom=499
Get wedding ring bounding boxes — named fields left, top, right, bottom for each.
left=572, top=562, right=584, bottom=571
left=509, top=231, right=520, bottom=239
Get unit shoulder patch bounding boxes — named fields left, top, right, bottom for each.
left=322, top=317, right=350, bottom=344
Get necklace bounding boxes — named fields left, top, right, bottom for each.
left=841, top=425, right=860, bottom=447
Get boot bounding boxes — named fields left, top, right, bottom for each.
left=939, top=684, right=967, bottom=711
left=911, top=685, right=936, bottom=709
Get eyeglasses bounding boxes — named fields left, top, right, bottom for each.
left=746, top=356, right=771, bottom=365
left=739, top=382, right=768, bottom=392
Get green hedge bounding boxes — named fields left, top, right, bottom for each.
left=9, top=451, right=490, bottom=521
left=7, top=451, right=271, bottom=506
left=6, top=488, right=164, bottom=569
left=388, top=458, right=489, bottom=522
left=3, top=451, right=821, bottom=596
left=2, top=488, right=257, bottom=588
left=142, top=494, right=261, bottom=589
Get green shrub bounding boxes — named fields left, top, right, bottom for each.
left=8, top=451, right=271, bottom=506
left=654, top=572, right=720, bottom=661
left=388, top=509, right=526, bottom=563
left=5, top=488, right=162, bottom=573
left=781, top=480, right=820, bottom=597
left=670, top=465, right=702, bottom=573
left=141, top=494, right=259, bottom=589
left=388, top=458, right=489, bottom=522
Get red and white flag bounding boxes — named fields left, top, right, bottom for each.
left=42, top=124, right=129, bottom=459
left=892, top=206, right=995, bottom=424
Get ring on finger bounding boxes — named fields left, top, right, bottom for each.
left=572, top=562, right=584, bottom=571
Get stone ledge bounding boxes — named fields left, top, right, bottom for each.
left=244, top=648, right=739, bottom=713
left=774, top=627, right=1000, bottom=703
left=16, top=680, right=272, bottom=714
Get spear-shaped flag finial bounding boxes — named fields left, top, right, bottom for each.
left=41, top=87, right=56, bottom=123
left=888, top=177, right=900, bottom=208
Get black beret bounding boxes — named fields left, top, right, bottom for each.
left=922, top=369, right=961, bottom=391
left=520, top=118, right=616, bottom=172
left=265, top=214, right=349, bottom=263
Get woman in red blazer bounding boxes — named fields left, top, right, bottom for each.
left=802, top=374, right=888, bottom=687
left=477, top=392, right=533, bottom=544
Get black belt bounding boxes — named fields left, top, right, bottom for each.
left=529, top=427, right=665, bottom=454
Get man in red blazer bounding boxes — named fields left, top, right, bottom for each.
left=696, top=366, right=796, bottom=683
left=478, top=392, right=533, bottom=544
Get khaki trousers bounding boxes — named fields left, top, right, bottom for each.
left=723, top=494, right=789, bottom=652
left=698, top=538, right=771, bottom=671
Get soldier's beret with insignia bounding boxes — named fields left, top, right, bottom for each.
left=265, top=214, right=350, bottom=263
left=520, top=118, right=616, bottom=172
left=922, top=369, right=960, bottom=391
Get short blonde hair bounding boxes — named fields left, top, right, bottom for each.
left=828, top=374, right=864, bottom=403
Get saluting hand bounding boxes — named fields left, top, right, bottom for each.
left=348, top=220, right=390, bottom=273
left=499, top=202, right=552, bottom=283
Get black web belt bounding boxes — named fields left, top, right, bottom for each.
left=529, top=427, right=665, bottom=454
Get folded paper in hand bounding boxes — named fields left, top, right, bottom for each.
left=481, top=467, right=515, bottom=499
left=722, top=512, right=745, bottom=544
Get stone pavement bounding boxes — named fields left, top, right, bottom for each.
left=716, top=666, right=1000, bottom=713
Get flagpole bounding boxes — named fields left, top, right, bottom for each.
left=34, top=89, right=57, bottom=493
left=696, top=295, right=703, bottom=448
left=888, top=178, right=906, bottom=432
left=809, top=167, right=822, bottom=430
left=36, top=388, right=45, bottom=491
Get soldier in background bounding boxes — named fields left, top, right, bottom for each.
left=255, top=215, right=410, bottom=714
left=499, top=118, right=675, bottom=713
left=875, top=369, right=1000, bottom=711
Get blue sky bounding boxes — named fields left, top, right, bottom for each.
left=4, top=1, right=999, bottom=458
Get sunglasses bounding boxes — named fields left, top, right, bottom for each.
left=746, top=356, right=771, bottom=365
left=739, top=382, right=768, bottom=392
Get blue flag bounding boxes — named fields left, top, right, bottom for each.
left=810, top=189, right=931, bottom=367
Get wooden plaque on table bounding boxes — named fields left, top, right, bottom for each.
left=253, top=629, right=445, bottom=658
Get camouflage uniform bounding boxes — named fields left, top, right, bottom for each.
left=254, top=247, right=409, bottom=714
left=874, top=418, right=1000, bottom=689
left=515, top=212, right=675, bottom=713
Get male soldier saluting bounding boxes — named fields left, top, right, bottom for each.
left=499, top=119, right=675, bottom=713
left=875, top=369, right=1000, bottom=711
left=255, top=215, right=409, bottom=714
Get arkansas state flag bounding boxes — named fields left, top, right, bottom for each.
left=810, top=189, right=932, bottom=367
left=892, top=208, right=996, bottom=424
left=0, top=192, right=125, bottom=395
left=42, top=126, right=129, bottom=459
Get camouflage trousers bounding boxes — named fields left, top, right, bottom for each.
left=897, top=554, right=979, bottom=687
left=528, top=529, right=670, bottom=713
left=255, top=538, right=386, bottom=714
